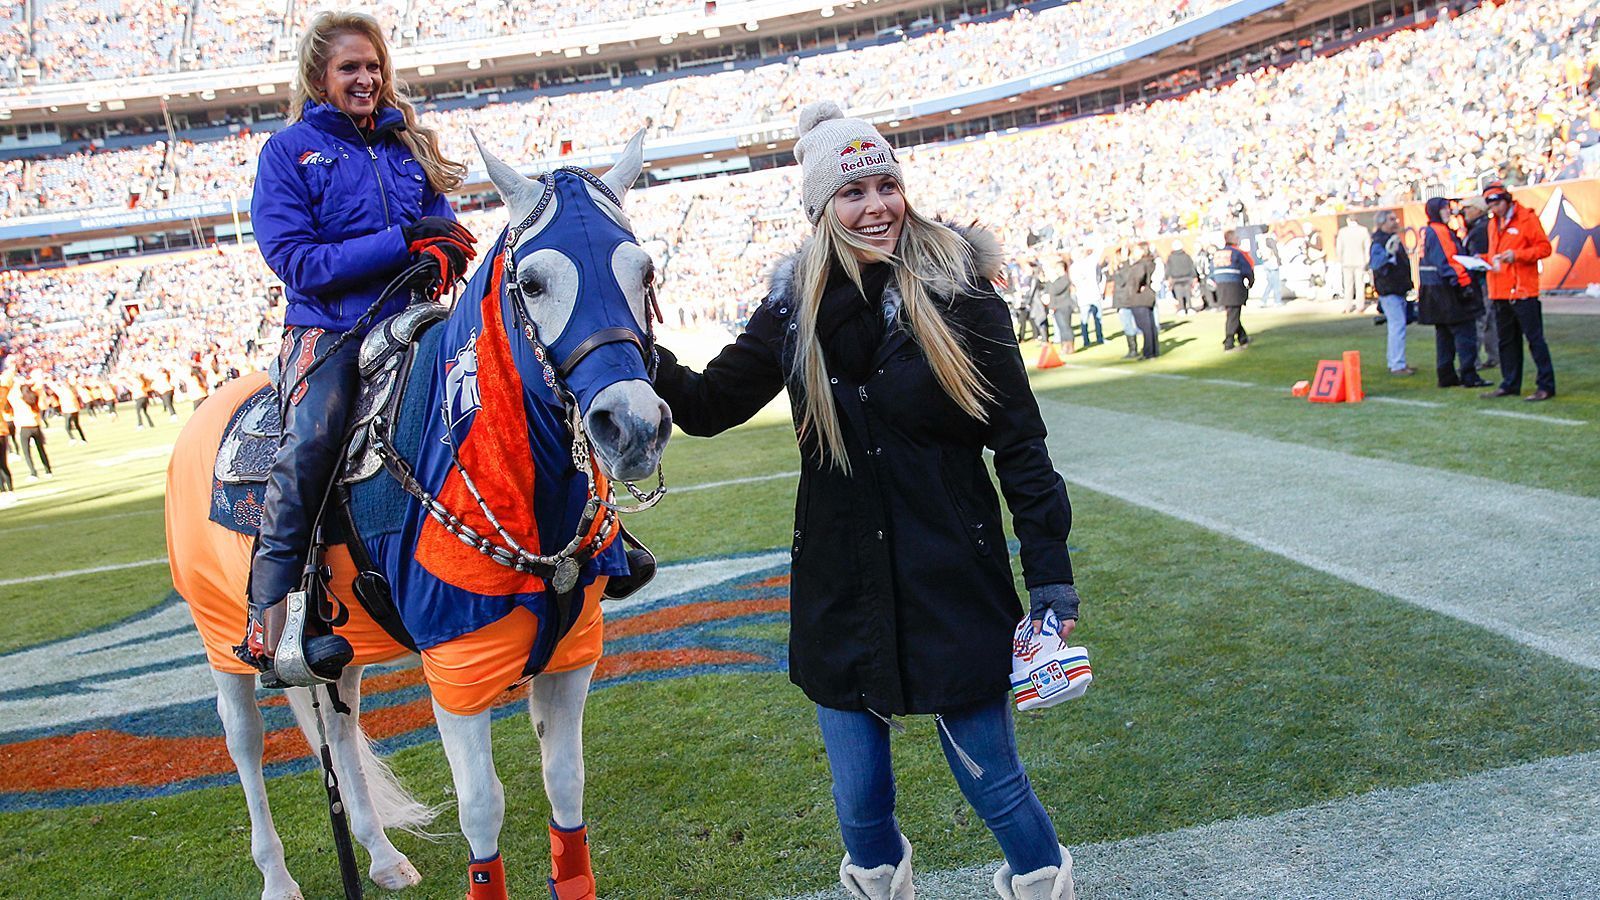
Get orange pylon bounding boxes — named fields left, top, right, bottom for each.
left=1037, top=343, right=1065, bottom=369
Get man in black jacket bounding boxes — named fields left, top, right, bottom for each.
left=1165, top=241, right=1198, bottom=314
left=1460, top=201, right=1497, bottom=370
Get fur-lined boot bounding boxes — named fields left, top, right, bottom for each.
left=839, top=835, right=915, bottom=900
left=993, top=845, right=1074, bottom=900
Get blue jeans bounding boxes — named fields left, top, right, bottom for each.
left=1377, top=294, right=1408, bottom=371
left=816, top=699, right=1062, bottom=874
left=1262, top=268, right=1283, bottom=306
left=1080, top=305, right=1103, bottom=345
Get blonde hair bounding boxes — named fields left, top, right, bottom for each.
left=288, top=11, right=465, bottom=194
left=791, top=199, right=992, bottom=471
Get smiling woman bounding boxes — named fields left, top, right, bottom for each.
left=242, top=9, right=477, bottom=683
left=649, top=100, right=1082, bottom=900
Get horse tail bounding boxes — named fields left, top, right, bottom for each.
left=284, top=684, right=444, bottom=837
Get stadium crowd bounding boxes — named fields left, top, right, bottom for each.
left=2, top=0, right=790, bottom=85
left=2, top=0, right=1596, bottom=425
left=0, top=0, right=1227, bottom=218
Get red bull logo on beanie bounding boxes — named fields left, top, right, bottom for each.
left=839, top=140, right=889, bottom=176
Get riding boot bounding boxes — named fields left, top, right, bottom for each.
left=840, top=836, right=915, bottom=900
left=466, top=853, right=508, bottom=900
left=994, top=845, right=1075, bottom=900
left=1121, top=333, right=1138, bottom=359
left=548, top=821, right=596, bottom=900
left=241, top=326, right=361, bottom=680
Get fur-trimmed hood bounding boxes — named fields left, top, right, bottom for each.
left=765, top=224, right=1003, bottom=308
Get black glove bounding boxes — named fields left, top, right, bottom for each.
left=403, top=217, right=477, bottom=301
left=1028, top=583, right=1081, bottom=630
left=403, top=215, right=475, bottom=248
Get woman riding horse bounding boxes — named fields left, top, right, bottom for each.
left=242, top=11, right=477, bottom=679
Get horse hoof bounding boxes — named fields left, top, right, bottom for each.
left=261, top=887, right=305, bottom=900
left=372, top=857, right=423, bottom=890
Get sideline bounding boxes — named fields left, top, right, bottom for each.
left=1037, top=400, right=1600, bottom=670
left=1055, top=361, right=1590, bottom=425
left=791, top=750, right=1600, bottom=899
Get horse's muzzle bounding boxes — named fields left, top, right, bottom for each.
left=584, top=379, right=671, bottom=483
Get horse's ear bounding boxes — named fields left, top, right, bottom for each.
left=473, top=129, right=539, bottom=212
left=601, top=129, right=645, bottom=205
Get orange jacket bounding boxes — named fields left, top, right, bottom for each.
left=1485, top=200, right=1551, bottom=300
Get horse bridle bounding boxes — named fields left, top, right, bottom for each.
left=371, top=166, right=666, bottom=595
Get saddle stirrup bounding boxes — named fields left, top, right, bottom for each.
left=271, top=589, right=334, bottom=687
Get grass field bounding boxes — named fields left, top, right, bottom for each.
left=1, top=306, right=1597, bottom=898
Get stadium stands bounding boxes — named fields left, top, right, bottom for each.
left=1, top=0, right=1226, bottom=218
left=2, top=0, right=1597, bottom=388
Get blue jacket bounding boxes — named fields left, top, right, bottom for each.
left=250, top=101, right=456, bottom=332
left=1369, top=230, right=1413, bottom=296
left=1212, top=245, right=1254, bottom=285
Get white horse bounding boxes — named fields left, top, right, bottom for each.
left=167, top=132, right=669, bottom=899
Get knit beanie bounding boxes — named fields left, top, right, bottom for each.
left=793, top=100, right=904, bottom=225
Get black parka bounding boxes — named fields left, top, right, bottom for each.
left=653, top=230, right=1074, bottom=715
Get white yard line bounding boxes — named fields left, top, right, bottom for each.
left=1038, top=400, right=1600, bottom=670
left=1477, top=408, right=1587, bottom=426
left=790, top=750, right=1600, bottom=899
left=1193, top=377, right=1259, bottom=388
left=0, top=557, right=169, bottom=588
left=673, top=470, right=800, bottom=493
left=0, top=508, right=162, bottom=535
left=1367, top=396, right=1445, bottom=408
left=92, top=444, right=175, bottom=467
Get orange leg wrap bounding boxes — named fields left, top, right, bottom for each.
left=466, top=853, right=508, bottom=900
left=549, top=822, right=596, bottom=900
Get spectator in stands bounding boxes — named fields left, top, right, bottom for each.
left=1368, top=211, right=1414, bottom=375
left=653, top=102, right=1079, bottom=900
left=1336, top=216, right=1372, bottom=313
left=1417, top=197, right=1488, bottom=389
left=1214, top=230, right=1254, bottom=351
left=1479, top=181, right=1556, bottom=402
left=1165, top=241, right=1198, bottom=314
left=240, top=11, right=476, bottom=679
left=1459, top=200, right=1498, bottom=370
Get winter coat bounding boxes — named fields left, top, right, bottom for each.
left=1212, top=245, right=1254, bottom=307
left=1485, top=200, right=1552, bottom=300
left=1110, top=261, right=1135, bottom=309
left=1165, top=249, right=1197, bottom=282
left=1368, top=231, right=1413, bottom=297
left=1464, top=214, right=1490, bottom=299
left=251, top=101, right=457, bottom=332
left=1417, top=226, right=1481, bottom=325
left=652, top=228, right=1074, bottom=715
left=1123, top=255, right=1157, bottom=308
left=1045, top=274, right=1076, bottom=314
